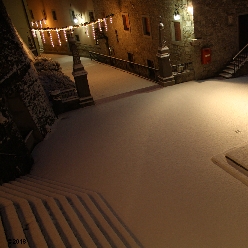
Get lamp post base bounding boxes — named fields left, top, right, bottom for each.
left=158, top=75, right=175, bottom=87
left=79, top=96, right=94, bottom=108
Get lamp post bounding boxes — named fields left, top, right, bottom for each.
left=68, top=35, right=94, bottom=107
left=156, top=20, right=175, bottom=87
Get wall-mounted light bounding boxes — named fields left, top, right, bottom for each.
left=173, top=2, right=193, bottom=20
left=72, top=11, right=83, bottom=24
left=73, top=17, right=78, bottom=24
left=174, top=9, right=180, bottom=20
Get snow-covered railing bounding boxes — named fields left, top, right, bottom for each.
left=89, top=51, right=159, bottom=82
left=50, top=88, right=80, bottom=115
left=59, top=88, right=78, bottom=102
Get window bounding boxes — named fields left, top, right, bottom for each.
left=89, top=11, right=94, bottom=22
left=128, top=53, right=134, bottom=68
left=142, top=17, right=151, bottom=36
left=42, top=10, right=47, bottom=19
left=70, top=10, right=76, bottom=23
left=174, top=22, right=181, bottom=41
left=122, top=13, right=130, bottom=31
left=147, top=60, right=154, bottom=68
left=75, top=35, right=80, bottom=42
left=171, top=21, right=182, bottom=43
left=128, top=53, right=134, bottom=62
left=147, top=60, right=155, bottom=79
left=29, top=10, right=34, bottom=20
left=52, top=10, right=57, bottom=20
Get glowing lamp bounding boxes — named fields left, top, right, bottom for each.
left=174, top=10, right=180, bottom=20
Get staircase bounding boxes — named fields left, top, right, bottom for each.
left=219, top=44, right=248, bottom=79
left=0, top=175, right=142, bottom=248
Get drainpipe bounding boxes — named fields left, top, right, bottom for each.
left=21, top=0, right=39, bottom=56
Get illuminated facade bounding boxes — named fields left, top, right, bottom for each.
left=92, top=0, right=248, bottom=80
left=4, top=0, right=248, bottom=80
left=26, top=0, right=101, bottom=56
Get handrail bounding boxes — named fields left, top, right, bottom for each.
left=89, top=51, right=159, bottom=81
left=233, top=43, right=248, bottom=60
left=89, top=51, right=156, bottom=69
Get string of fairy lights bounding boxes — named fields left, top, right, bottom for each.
left=31, top=14, right=114, bottom=47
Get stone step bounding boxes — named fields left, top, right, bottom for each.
left=223, top=68, right=234, bottom=74
left=219, top=72, right=233, bottom=78
left=0, top=197, right=29, bottom=248
left=20, top=177, right=125, bottom=248
left=226, top=64, right=235, bottom=69
left=17, top=177, right=111, bottom=248
left=0, top=185, right=66, bottom=248
left=0, top=190, right=48, bottom=248
left=25, top=175, right=142, bottom=248
left=7, top=181, right=93, bottom=248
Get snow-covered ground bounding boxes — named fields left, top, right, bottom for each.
left=41, top=53, right=157, bottom=101
left=32, top=56, right=248, bottom=247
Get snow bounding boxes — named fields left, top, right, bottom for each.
left=31, top=55, right=248, bottom=247
left=34, top=56, right=75, bottom=97
left=41, top=53, right=157, bottom=101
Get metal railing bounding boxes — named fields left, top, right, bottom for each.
left=233, top=43, right=248, bottom=75
left=89, top=51, right=159, bottom=81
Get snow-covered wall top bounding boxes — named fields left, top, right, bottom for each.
left=0, top=0, right=31, bottom=85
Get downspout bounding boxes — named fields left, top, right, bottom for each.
left=21, top=0, right=39, bottom=56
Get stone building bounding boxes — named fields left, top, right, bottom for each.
left=1, top=0, right=56, bottom=182
left=26, top=0, right=97, bottom=56
left=92, top=0, right=248, bottom=80
left=3, top=0, right=40, bottom=56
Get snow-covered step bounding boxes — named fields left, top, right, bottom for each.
left=11, top=181, right=96, bottom=248
left=0, top=215, right=9, bottom=248
left=223, top=68, right=234, bottom=74
left=17, top=177, right=111, bottom=248
left=219, top=72, right=233, bottom=78
left=0, top=185, right=66, bottom=248
left=25, top=175, right=142, bottom=248
left=7, top=181, right=89, bottom=248
left=0, top=190, right=48, bottom=248
left=226, top=64, right=235, bottom=69
left=18, top=178, right=124, bottom=248
left=0, top=197, right=29, bottom=248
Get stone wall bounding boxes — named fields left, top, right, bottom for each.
left=26, top=0, right=96, bottom=56
left=93, top=0, right=248, bottom=80
left=92, top=0, right=195, bottom=77
left=193, top=0, right=248, bottom=79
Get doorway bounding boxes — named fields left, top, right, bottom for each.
left=239, top=14, right=248, bottom=50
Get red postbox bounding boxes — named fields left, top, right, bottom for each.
left=201, top=48, right=211, bottom=64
